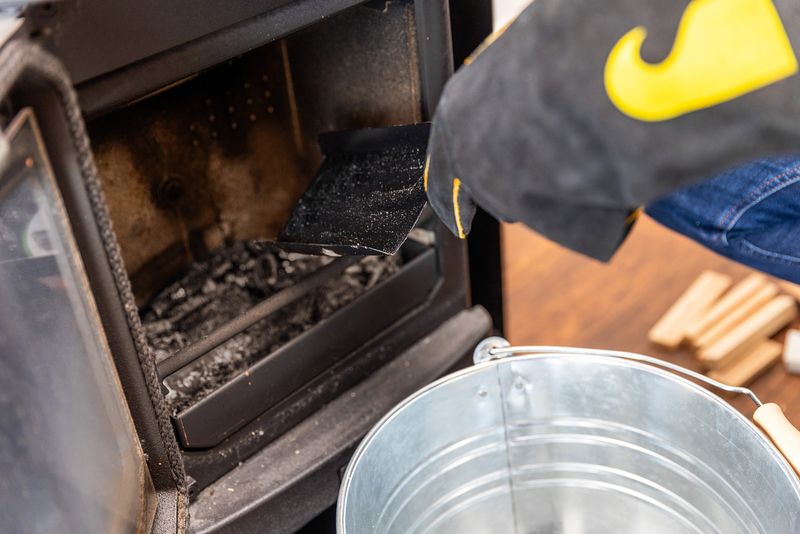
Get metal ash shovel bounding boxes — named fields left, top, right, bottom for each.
left=272, top=123, right=431, bottom=257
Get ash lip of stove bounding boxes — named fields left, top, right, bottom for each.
left=153, top=239, right=437, bottom=449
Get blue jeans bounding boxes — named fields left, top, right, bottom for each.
left=647, top=155, right=800, bottom=284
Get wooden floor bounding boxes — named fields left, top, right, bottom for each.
left=501, top=215, right=800, bottom=422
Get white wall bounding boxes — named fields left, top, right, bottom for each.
left=492, top=0, right=531, bottom=30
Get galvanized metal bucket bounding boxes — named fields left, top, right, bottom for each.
left=338, top=340, right=800, bottom=533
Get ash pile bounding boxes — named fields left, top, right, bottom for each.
left=140, top=241, right=401, bottom=413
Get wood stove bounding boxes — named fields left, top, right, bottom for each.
left=0, top=1, right=501, bottom=532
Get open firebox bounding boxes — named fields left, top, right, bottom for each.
left=0, top=1, right=501, bottom=533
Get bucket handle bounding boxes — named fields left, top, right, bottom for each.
left=474, top=337, right=800, bottom=478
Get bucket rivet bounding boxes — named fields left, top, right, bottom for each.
left=473, top=336, right=511, bottom=365
left=478, top=389, right=487, bottom=398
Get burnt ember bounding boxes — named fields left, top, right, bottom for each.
left=140, top=241, right=401, bottom=413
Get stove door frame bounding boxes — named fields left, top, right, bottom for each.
left=0, top=38, right=189, bottom=533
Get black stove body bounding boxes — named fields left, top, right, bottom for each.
left=0, top=1, right=501, bottom=532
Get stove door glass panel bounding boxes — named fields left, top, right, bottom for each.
left=0, top=109, right=154, bottom=534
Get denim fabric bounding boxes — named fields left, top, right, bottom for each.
left=647, top=155, right=800, bottom=283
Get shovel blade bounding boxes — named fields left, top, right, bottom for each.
left=274, top=123, right=430, bottom=256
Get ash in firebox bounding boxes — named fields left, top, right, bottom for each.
left=140, top=241, right=401, bottom=413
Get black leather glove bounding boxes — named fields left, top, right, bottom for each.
left=425, top=0, right=800, bottom=260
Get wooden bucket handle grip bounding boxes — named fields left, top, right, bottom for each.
left=754, top=403, right=800, bottom=478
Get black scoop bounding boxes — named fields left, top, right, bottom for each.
left=272, top=123, right=430, bottom=256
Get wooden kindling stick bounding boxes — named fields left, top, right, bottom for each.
left=648, top=270, right=732, bottom=349
left=686, top=274, right=769, bottom=347
left=707, top=339, right=782, bottom=387
left=692, top=282, right=779, bottom=349
left=697, top=295, right=797, bottom=370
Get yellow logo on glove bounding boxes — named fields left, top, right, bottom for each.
left=605, top=0, right=798, bottom=122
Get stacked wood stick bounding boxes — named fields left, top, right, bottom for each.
left=649, top=271, right=799, bottom=387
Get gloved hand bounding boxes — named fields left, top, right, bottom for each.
left=425, top=0, right=800, bottom=260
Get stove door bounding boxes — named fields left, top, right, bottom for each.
left=0, top=108, right=156, bottom=533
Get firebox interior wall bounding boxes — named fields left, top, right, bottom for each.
left=87, top=3, right=423, bottom=303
